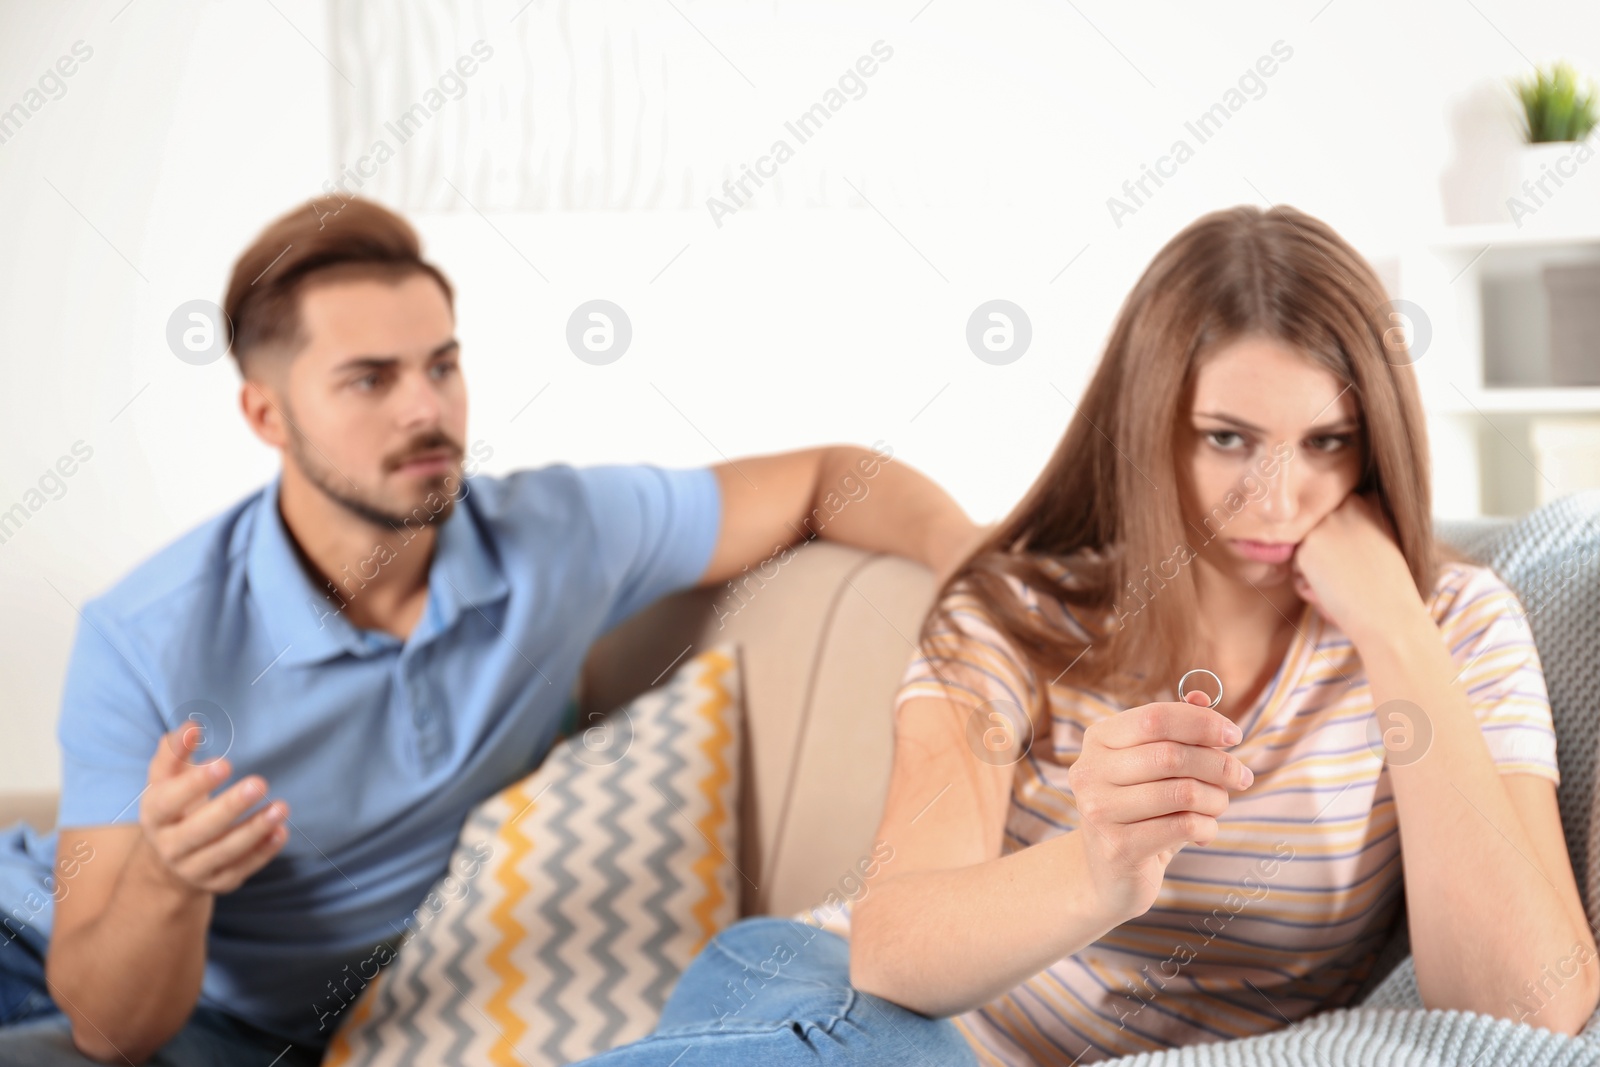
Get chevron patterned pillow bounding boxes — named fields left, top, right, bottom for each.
left=322, top=643, right=743, bottom=1067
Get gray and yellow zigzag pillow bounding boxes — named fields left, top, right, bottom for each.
left=324, top=644, right=743, bottom=1067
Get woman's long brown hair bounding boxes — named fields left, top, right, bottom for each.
left=922, top=203, right=1473, bottom=736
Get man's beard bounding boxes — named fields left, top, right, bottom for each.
left=284, top=416, right=462, bottom=531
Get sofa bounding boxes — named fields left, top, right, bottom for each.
left=4, top=489, right=1599, bottom=1065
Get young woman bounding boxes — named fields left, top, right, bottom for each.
left=574, top=204, right=1596, bottom=1066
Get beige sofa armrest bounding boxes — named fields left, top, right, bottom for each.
left=0, top=792, right=59, bottom=833
left=579, top=539, right=937, bottom=918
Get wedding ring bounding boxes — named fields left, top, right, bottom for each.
left=1177, top=668, right=1223, bottom=709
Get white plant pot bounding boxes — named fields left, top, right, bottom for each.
left=1505, top=139, right=1600, bottom=229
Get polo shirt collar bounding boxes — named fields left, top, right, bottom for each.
left=428, top=478, right=512, bottom=630
left=246, top=476, right=509, bottom=666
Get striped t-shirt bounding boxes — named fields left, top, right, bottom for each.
left=793, top=557, right=1559, bottom=1064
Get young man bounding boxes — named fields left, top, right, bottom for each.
left=0, top=197, right=979, bottom=1065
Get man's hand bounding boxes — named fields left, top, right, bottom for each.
left=46, top=725, right=291, bottom=1062
left=138, top=725, right=290, bottom=895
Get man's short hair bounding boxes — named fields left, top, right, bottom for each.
left=223, top=196, right=455, bottom=377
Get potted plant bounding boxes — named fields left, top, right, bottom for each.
left=1514, top=62, right=1597, bottom=143
left=1506, top=61, right=1599, bottom=226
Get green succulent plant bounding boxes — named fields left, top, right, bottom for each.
left=1511, top=61, right=1599, bottom=143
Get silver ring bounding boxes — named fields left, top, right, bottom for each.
left=1177, top=669, right=1223, bottom=709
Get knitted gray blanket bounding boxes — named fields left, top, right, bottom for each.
left=1098, top=1006, right=1600, bottom=1066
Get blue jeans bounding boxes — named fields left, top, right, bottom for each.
left=0, top=926, right=322, bottom=1067
left=0, top=928, right=58, bottom=1030
left=573, top=916, right=980, bottom=1066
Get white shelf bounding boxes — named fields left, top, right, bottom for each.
left=1401, top=222, right=1600, bottom=518
left=1426, top=386, right=1600, bottom=415
left=1426, top=222, right=1600, bottom=251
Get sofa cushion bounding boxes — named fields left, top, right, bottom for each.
left=322, top=644, right=744, bottom=1067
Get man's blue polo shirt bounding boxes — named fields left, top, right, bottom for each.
left=0, top=462, right=721, bottom=1047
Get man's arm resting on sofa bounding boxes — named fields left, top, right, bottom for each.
left=701, top=444, right=981, bottom=591
left=47, top=726, right=290, bottom=1063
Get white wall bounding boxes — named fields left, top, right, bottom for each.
left=3, top=0, right=1597, bottom=793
